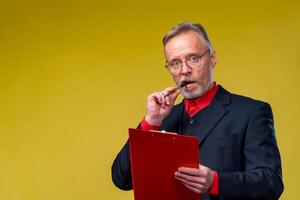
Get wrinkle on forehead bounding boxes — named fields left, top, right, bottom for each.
left=164, top=31, right=209, bottom=60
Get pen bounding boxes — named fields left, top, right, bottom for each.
left=164, top=81, right=188, bottom=97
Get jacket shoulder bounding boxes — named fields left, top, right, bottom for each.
left=219, top=86, right=271, bottom=110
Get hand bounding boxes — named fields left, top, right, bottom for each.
left=145, top=87, right=181, bottom=126
left=174, top=164, right=214, bottom=194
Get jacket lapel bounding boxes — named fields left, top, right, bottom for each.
left=195, top=86, right=231, bottom=145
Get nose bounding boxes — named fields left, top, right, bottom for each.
left=180, top=61, right=192, bottom=75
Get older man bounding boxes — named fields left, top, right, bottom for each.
left=112, top=22, right=283, bottom=200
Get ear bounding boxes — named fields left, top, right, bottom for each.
left=210, top=49, right=218, bottom=68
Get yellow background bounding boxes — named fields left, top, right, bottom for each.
left=0, top=0, right=299, bottom=199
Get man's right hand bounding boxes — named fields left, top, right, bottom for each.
left=145, top=87, right=181, bottom=126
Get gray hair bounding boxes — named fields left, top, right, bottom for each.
left=162, top=22, right=213, bottom=49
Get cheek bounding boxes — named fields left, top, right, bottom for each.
left=194, top=70, right=206, bottom=81
left=195, top=67, right=211, bottom=81
left=171, top=73, right=180, bottom=82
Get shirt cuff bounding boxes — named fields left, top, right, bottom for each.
left=208, top=170, right=219, bottom=196
left=140, top=118, right=160, bottom=131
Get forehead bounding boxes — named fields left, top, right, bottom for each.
left=164, top=31, right=208, bottom=59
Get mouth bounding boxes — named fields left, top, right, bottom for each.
left=179, top=81, right=195, bottom=88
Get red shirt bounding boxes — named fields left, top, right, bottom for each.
left=184, top=83, right=218, bottom=117
left=141, top=83, right=219, bottom=196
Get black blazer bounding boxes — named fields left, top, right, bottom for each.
left=112, top=86, right=284, bottom=200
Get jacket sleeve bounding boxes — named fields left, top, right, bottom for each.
left=111, top=123, right=143, bottom=190
left=216, top=103, right=284, bottom=200
left=111, top=120, right=172, bottom=190
left=111, top=140, right=133, bottom=190
left=111, top=106, right=181, bottom=190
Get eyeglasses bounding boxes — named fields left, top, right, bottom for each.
left=165, top=49, right=210, bottom=73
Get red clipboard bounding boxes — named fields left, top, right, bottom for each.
left=129, top=128, right=200, bottom=200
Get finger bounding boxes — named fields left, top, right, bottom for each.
left=163, top=92, right=172, bottom=106
left=164, top=87, right=177, bottom=93
left=182, top=183, right=202, bottom=194
left=163, top=87, right=177, bottom=97
left=170, top=89, right=181, bottom=102
left=157, top=92, right=166, bottom=106
left=162, top=89, right=171, bottom=105
left=178, top=167, right=201, bottom=176
left=164, top=87, right=178, bottom=95
left=199, top=164, right=208, bottom=171
left=165, top=96, right=170, bottom=106
left=175, top=171, right=204, bottom=184
left=175, top=176, right=203, bottom=194
left=199, top=165, right=210, bottom=176
left=152, top=92, right=163, bottom=105
left=163, top=89, right=180, bottom=105
left=175, top=175, right=203, bottom=188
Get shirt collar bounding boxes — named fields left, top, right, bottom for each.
left=184, top=82, right=219, bottom=117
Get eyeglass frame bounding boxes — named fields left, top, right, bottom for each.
left=165, top=49, right=211, bottom=72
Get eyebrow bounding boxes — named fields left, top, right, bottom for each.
left=168, top=53, right=199, bottom=62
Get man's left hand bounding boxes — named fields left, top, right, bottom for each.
left=174, top=164, right=214, bottom=194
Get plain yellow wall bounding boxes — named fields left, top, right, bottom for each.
left=0, top=0, right=299, bottom=199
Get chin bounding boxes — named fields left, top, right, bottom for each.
left=182, top=87, right=205, bottom=99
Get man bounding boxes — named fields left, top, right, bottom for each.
left=111, top=22, right=284, bottom=200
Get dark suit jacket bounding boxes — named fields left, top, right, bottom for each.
left=112, top=86, right=284, bottom=200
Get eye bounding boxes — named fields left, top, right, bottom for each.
left=188, top=55, right=200, bottom=63
left=169, top=60, right=181, bottom=68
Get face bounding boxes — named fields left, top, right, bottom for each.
left=164, top=31, right=217, bottom=99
